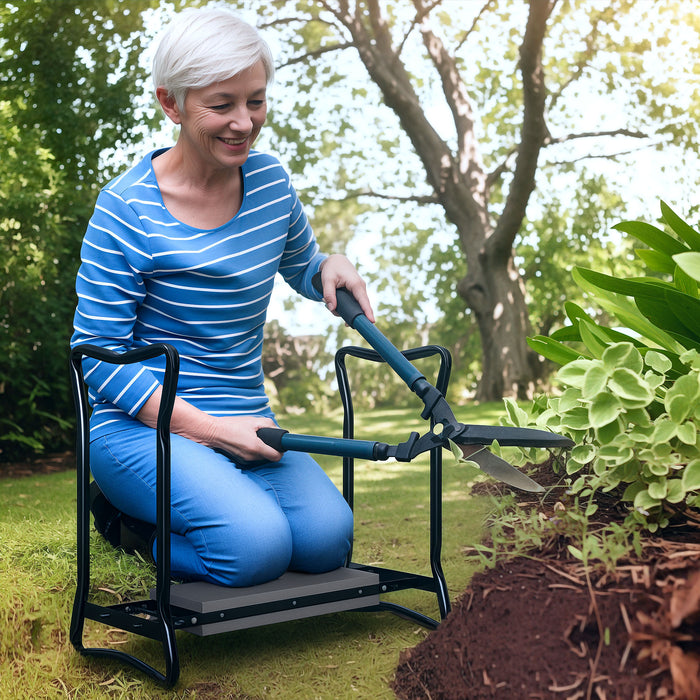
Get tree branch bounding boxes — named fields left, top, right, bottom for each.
left=543, top=140, right=662, bottom=166
left=399, top=0, right=442, bottom=51
left=455, top=0, right=496, bottom=52
left=544, top=127, right=649, bottom=145
left=327, top=0, right=453, bottom=204
left=257, top=16, right=334, bottom=30
left=547, top=6, right=607, bottom=112
left=367, top=0, right=396, bottom=56
left=414, top=0, right=486, bottom=202
left=486, top=148, right=518, bottom=189
left=325, top=188, right=439, bottom=205
left=488, top=127, right=650, bottom=186
left=396, top=0, right=440, bottom=57
left=277, top=41, right=356, bottom=68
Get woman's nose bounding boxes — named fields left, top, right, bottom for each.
left=229, top=106, right=253, bottom=132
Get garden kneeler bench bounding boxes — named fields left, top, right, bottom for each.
left=69, top=281, right=572, bottom=687
left=69, top=342, right=454, bottom=687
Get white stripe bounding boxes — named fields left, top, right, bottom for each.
left=238, top=194, right=290, bottom=218
left=152, top=240, right=285, bottom=274
left=145, top=290, right=269, bottom=310
left=139, top=304, right=265, bottom=327
left=137, top=320, right=262, bottom=341
left=290, top=207, right=304, bottom=229
left=245, top=162, right=280, bottom=177
left=126, top=381, right=160, bottom=416
left=73, top=322, right=133, bottom=340
left=90, top=418, right=123, bottom=430
left=246, top=179, right=286, bottom=196
left=205, top=407, right=269, bottom=416
left=162, top=368, right=262, bottom=381
left=113, top=366, right=146, bottom=403
left=97, top=365, right=124, bottom=393
left=183, top=391, right=262, bottom=400
left=81, top=257, right=147, bottom=278
left=77, top=271, right=145, bottom=294
left=90, top=406, right=124, bottom=415
left=149, top=271, right=276, bottom=294
left=106, top=168, right=151, bottom=193
left=126, top=198, right=165, bottom=207
left=76, top=293, right=135, bottom=306
left=83, top=237, right=122, bottom=255
left=152, top=219, right=288, bottom=258
left=76, top=309, right=137, bottom=323
left=138, top=216, right=181, bottom=227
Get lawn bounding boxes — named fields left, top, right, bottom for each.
left=0, top=403, right=503, bottom=699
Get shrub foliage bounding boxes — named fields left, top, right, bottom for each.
left=504, top=202, right=700, bottom=534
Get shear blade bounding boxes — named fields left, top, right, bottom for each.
left=457, top=425, right=574, bottom=448
left=459, top=445, right=545, bottom=493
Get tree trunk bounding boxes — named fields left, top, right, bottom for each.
left=458, top=247, right=540, bottom=401
left=317, top=0, right=553, bottom=400
left=456, top=0, right=552, bottom=400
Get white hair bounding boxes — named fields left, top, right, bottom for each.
left=152, top=7, right=274, bottom=110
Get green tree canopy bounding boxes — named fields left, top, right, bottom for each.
left=0, top=0, right=160, bottom=460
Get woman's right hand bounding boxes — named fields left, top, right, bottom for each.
left=137, top=390, right=283, bottom=463
left=206, top=415, right=283, bottom=464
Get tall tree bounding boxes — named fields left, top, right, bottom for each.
left=233, top=0, right=700, bottom=401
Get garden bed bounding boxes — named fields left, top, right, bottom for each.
left=392, top=464, right=700, bottom=699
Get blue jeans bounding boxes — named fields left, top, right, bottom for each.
left=90, top=425, right=354, bottom=586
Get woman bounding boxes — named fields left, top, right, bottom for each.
left=71, top=8, right=374, bottom=587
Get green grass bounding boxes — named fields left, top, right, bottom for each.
left=0, top=404, right=503, bottom=699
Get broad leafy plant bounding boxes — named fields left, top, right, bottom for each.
left=501, top=344, right=700, bottom=532
left=528, top=201, right=700, bottom=370
left=501, top=202, right=700, bottom=533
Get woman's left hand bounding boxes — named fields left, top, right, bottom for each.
left=319, top=254, right=375, bottom=323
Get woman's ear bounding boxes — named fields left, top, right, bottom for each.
left=155, top=87, right=182, bottom=124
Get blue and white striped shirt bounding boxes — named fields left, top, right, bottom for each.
left=71, top=149, right=326, bottom=439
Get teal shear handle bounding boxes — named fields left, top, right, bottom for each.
left=257, top=427, right=391, bottom=461
left=312, top=273, right=424, bottom=389
left=311, top=272, right=573, bottom=451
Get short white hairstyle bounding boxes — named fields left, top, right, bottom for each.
left=152, top=7, right=274, bottom=110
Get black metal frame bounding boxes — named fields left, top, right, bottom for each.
left=69, top=341, right=453, bottom=687
left=335, top=344, right=451, bottom=624
left=70, top=343, right=180, bottom=684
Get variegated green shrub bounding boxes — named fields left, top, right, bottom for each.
left=505, top=201, right=700, bottom=532
left=501, top=342, right=700, bottom=531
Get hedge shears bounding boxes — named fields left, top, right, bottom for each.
left=257, top=275, right=573, bottom=492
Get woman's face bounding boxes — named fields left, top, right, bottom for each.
left=175, top=61, right=268, bottom=173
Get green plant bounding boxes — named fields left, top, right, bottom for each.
left=469, top=491, right=562, bottom=565
left=528, top=201, right=700, bottom=370
left=501, top=343, right=700, bottom=532
left=511, top=202, right=700, bottom=533
left=0, top=1, right=161, bottom=463
left=463, top=475, right=642, bottom=572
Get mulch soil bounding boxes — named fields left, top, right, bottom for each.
left=3, top=453, right=699, bottom=699
left=392, top=463, right=700, bottom=700
left=0, top=450, right=75, bottom=479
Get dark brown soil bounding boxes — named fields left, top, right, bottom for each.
left=392, top=463, right=700, bottom=700
left=0, top=450, right=75, bottom=479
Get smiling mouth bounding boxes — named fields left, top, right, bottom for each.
left=219, top=137, right=247, bottom=146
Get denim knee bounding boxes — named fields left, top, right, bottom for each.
left=289, top=498, right=354, bottom=574
left=196, top=512, right=294, bottom=587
